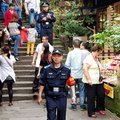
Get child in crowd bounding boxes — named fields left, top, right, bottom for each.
left=26, top=23, right=38, bottom=56
left=4, top=3, right=16, bottom=28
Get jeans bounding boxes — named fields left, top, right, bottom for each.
left=1, top=2, right=9, bottom=18
left=11, top=35, right=21, bottom=59
left=28, top=11, right=41, bottom=34
left=14, top=7, right=22, bottom=19
left=70, top=78, right=86, bottom=109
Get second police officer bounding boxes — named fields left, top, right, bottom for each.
left=38, top=2, right=56, bottom=45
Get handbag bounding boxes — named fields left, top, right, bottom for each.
left=6, top=75, right=13, bottom=81
left=99, top=75, right=103, bottom=82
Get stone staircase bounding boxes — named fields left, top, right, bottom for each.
left=0, top=11, right=67, bottom=101
left=2, top=38, right=67, bottom=101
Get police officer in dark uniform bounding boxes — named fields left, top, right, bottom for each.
left=38, top=2, right=56, bottom=45
left=38, top=49, right=76, bottom=120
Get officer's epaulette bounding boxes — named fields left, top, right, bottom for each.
left=44, top=64, right=51, bottom=69
left=64, top=64, right=70, bottom=70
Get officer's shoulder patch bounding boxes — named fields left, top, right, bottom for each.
left=44, top=64, right=51, bottom=69
left=49, top=11, right=53, bottom=14
left=64, top=64, right=70, bottom=70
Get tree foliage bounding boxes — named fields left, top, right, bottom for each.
left=91, top=22, right=120, bottom=50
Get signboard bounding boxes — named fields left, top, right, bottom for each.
left=104, top=83, right=114, bottom=99
left=73, top=36, right=87, bottom=41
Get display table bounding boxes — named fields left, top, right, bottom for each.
left=101, top=58, right=120, bottom=117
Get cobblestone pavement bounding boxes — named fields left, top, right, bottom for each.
left=0, top=99, right=119, bottom=120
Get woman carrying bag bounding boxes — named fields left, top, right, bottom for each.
left=0, top=46, right=16, bottom=106
left=82, top=44, right=106, bottom=118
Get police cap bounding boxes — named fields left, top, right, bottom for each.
left=52, top=49, right=63, bottom=55
left=42, top=2, right=49, bottom=7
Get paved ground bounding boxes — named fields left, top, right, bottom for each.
left=0, top=98, right=119, bottom=120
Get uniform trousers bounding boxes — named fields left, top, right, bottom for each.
left=27, top=42, right=35, bottom=55
left=46, top=95, right=67, bottom=120
left=85, top=83, right=105, bottom=116
left=41, top=28, right=53, bottom=45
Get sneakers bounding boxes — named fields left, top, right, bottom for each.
left=26, top=54, right=33, bottom=56
left=0, top=102, right=3, bottom=106
left=96, top=110, right=106, bottom=115
left=15, top=58, right=20, bottom=61
left=8, top=102, right=13, bottom=106
left=80, top=108, right=86, bottom=111
left=76, top=102, right=80, bottom=105
left=69, top=104, right=77, bottom=110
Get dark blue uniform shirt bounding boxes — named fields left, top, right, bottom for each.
left=39, top=63, right=70, bottom=97
left=38, top=11, right=56, bottom=29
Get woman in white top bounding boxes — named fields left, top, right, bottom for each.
left=82, top=44, right=106, bottom=118
left=0, top=46, right=16, bottom=106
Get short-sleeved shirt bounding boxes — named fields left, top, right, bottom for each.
left=82, top=54, right=102, bottom=84
left=35, top=43, right=54, bottom=67
left=65, top=48, right=83, bottom=78
left=24, top=0, right=40, bottom=13
left=0, top=55, right=16, bottom=83
left=27, top=28, right=38, bottom=42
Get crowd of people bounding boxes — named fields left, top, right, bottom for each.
left=0, top=1, right=107, bottom=120
left=0, top=0, right=56, bottom=59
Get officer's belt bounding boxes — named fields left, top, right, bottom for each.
left=49, top=86, right=66, bottom=92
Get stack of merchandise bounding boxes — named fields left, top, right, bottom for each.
left=101, top=58, right=120, bottom=86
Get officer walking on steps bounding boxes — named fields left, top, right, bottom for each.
left=38, top=49, right=76, bottom=120
left=38, top=2, right=56, bottom=45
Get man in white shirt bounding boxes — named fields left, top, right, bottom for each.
left=24, top=0, right=41, bottom=35
left=65, top=39, right=88, bottom=111
left=31, top=36, right=54, bottom=95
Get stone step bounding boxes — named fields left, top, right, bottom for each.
left=14, top=81, right=32, bottom=87
left=14, top=60, right=32, bottom=65
left=16, top=75, right=34, bottom=81
left=15, top=70, right=34, bottom=76
left=14, top=65, right=34, bottom=70
left=16, top=47, right=65, bottom=56
left=3, top=81, right=32, bottom=88
left=14, top=56, right=67, bottom=64
left=3, top=93, right=34, bottom=101
left=19, top=56, right=33, bottom=60
left=3, top=87, right=32, bottom=94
